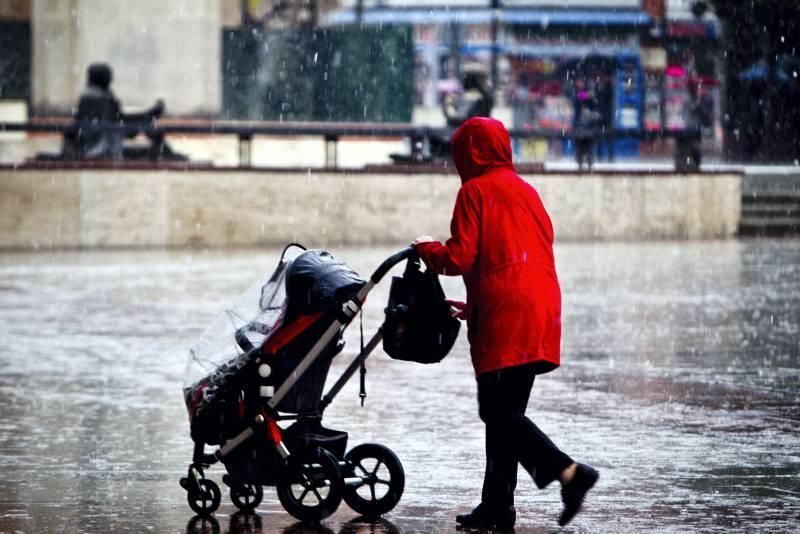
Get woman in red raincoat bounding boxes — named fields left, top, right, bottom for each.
left=414, top=117, right=598, bottom=529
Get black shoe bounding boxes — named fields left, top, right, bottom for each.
left=456, top=502, right=516, bottom=530
left=558, top=463, right=599, bottom=527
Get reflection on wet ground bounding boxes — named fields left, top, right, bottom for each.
left=0, top=240, right=798, bottom=533
left=182, top=513, right=404, bottom=534
left=184, top=513, right=404, bottom=534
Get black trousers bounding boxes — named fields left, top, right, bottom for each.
left=477, top=362, right=574, bottom=509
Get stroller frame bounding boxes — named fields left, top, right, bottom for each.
left=180, top=247, right=415, bottom=521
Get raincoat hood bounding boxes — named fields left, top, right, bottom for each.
left=451, top=117, right=514, bottom=182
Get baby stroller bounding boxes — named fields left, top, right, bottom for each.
left=179, top=244, right=457, bottom=521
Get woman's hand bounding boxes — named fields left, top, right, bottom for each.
left=412, top=235, right=434, bottom=246
left=446, top=299, right=467, bottom=320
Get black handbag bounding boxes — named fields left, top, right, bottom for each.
left=382, top=255, right=461, bottom=364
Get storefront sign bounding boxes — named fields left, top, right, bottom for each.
left=665, top=22, right=713, bottom=39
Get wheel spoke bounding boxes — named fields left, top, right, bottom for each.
left=354, top=461, right=369, bottom=477
left=371, top=460, right=383, bottom=476
left=298, top=487, right=310, bottom=504
left=376, top=478, right=391, bottom=486
left=312, top=487, right=323, bottom=504
left=369, top=483, right=377, bottom=502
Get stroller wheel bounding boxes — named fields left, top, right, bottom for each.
left=277, top=447, right=343, bottom=522
left=187, top=478, right=222, bottom=516
left=343, top=443, right=405, bottom=517
left=230, top=482, right=264, bottom=512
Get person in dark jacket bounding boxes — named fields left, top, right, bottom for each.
left=596, top=74, right=615, bottom=162
left=572, top=78, right=599, bottom=172
left=429, top=64, right=495, bottom=159
left=443, top=64, right=495, bottom=128
left=69, top=63, right=182, bottom=161
left=675, top=82, right=706, bottom=172
left=413, top=117, right=599, bottom=530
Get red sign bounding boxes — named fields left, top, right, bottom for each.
left=665, top=23, right=708, bottom=38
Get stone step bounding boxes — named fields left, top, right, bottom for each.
left=740, top=192, right=800, bottom=238
left=739, top=217, right=800, bottom=236
left=741, top=204, right=800, bottom=217
left=742, top=191, right=800, bottom=204
left=739, top=216, right=800, bottom=225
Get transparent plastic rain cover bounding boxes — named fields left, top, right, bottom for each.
left=182, top=248, right=301, bottom=420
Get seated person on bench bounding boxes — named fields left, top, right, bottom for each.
left=65, top=63, right=185, bottom=161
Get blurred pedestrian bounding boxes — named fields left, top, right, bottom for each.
left=442, top=63, right=494, bottom=128
left=572, top=78, right=598, bottom=171
left=675, top=81, right=706, bottom=172
left=430, top=64, right=495, bottom=159
left=413, top=117, right=599, bottom=530
left=596, top=73, right=615, bottom=162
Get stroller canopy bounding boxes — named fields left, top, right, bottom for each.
left=285, top=249, right=365, bottom=320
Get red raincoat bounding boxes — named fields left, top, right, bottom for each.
left=415, top=117, right=561, bottom=376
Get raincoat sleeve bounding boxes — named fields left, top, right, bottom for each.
left=416, top=185, right=480, bottom=276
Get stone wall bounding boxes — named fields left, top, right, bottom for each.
left=31, top=0, right=222, bottom=115
left=0, top=168, right=741, bottom=250
left=536, top=174, right=742, bottom=240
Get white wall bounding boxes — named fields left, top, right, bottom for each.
left=31, top=0, right=222, bottom=115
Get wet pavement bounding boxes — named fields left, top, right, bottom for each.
left=0, top=240, right=798, bottom=533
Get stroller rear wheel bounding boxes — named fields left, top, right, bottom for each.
left=187, top=478, right=222, bottom=516
left=277, top=447, right=343, bottom=522
left=343, top=443, right=405, bottom=517
left=230, top=481, right=264, bottom=512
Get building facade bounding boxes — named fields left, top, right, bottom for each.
left=325, top=0, right=722, bottom=159
left=326, top=0, right=651, bottom=157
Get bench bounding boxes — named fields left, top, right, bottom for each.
left=0, top=118, right=701, bottom=171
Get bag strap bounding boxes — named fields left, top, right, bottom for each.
left=359, top=307, right=367, bottom=407
left=403, top=254, right=421, bottom=276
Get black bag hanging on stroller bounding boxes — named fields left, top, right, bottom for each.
left=383, top=254, right=461, bottom=364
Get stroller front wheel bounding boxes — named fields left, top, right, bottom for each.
left=277, top=447, right=343, bottom=522
left=343, top=443, right=405, bottom=517
left=230, top=482, right=264, bottom=512
left=187, top=478, right=222, bottom=516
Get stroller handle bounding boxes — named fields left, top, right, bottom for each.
left=370, top=246, right=417, bottom=284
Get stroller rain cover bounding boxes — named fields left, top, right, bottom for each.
left=182, top=246, right=365, bottom=443
left=183, top=247, right=302, bottom=443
